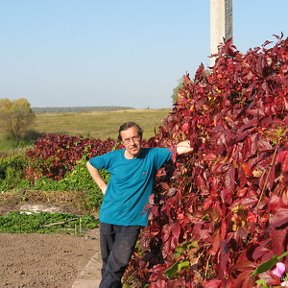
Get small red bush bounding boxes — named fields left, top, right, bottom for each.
left=26, top=133, right=116, bottom=180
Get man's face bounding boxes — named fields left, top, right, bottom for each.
left=120, top=126, right=142, bottom=158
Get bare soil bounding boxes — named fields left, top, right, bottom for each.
left=0, top=194, right=102, bottom=288
left=0, top=229, right=100, bottom=288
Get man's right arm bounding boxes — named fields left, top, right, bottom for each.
left=86, top=161, right=107, bottom=194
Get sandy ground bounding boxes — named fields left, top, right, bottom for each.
left=0, top=229, right=101, bottom=288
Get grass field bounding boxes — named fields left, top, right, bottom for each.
left=32, top=108, right=171, bottom=139
left=0, top=109, right=172, bottom=151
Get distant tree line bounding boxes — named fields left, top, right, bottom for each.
left=32, top=106, right=135, bottom=113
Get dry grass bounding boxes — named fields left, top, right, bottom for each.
left=33, top=108, right=171, bottom=139
left=0, top=190, right=91, bottom=215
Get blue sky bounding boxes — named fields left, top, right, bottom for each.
left=0, top=1, right=287, bottom=109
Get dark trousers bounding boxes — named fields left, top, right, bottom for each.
left=99, top=223, right=141, bottom=288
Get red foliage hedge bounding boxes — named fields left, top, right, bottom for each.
left=25, top=134, right=116, bottom=180
left=126, top=36, right=288, bottom=287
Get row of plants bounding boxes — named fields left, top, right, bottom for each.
left=25, top=133, right=116, bottom=180
left=0, top=212, right=98, bottom=234
left=0, top=134, right=115, bottom=189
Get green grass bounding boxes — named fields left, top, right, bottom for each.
left=32, top=108, right=171, bottom=139
left=0, top=211, right=98, bottom=234
left=0, top=135, right=22, bottom=153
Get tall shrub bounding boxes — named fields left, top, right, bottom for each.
left=0, top=98, right=35, bottom=140
left=126, top=36, right=288, bottom=287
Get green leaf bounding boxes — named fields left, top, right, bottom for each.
left=164, top=260, right=190, bottom=279
left=255, top=279, right=268, bottom=288
left=253, top=251, right=288, bottom=275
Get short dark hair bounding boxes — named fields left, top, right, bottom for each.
left=118, top=122, right=143, bottom=141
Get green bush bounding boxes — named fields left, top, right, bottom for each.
left=29, top=158, right=108, bottom=210
left=61, top=158, right=107, bottom=190
left=0, top=154, right=30, bottom=190
left=61, top=158, right=108, bottom=209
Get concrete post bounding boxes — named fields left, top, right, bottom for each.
left=210, top=0, right=233, bottom=65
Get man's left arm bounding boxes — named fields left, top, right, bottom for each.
left=176, top=140, right=193, bottom=155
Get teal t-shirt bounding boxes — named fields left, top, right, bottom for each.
left=89, top=148, right=172, bottom=226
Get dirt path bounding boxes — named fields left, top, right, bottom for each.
left=0, top=229, right=101, bottom=288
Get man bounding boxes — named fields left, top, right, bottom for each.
left=86, top=121, right=193, bottom=287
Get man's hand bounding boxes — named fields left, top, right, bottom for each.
left=176, top=140, right=193, bottom=155
left=86, top=162, right=107, bottom=194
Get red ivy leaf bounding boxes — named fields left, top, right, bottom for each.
left=161, top=223, right=181, bottom=258
left=270, top=207, right=288, bottom=228
left=277, top=150, right=288, bottom=173
left=203, top=279, right=222, bottom=288
left=219, top=240, right=230, bottom=281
